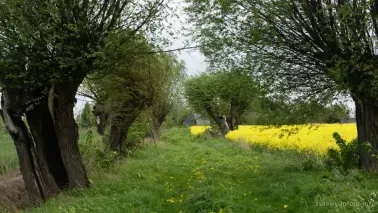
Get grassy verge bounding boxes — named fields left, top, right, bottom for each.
left=18, top=128, right=378, bottom=213
left=0, top=133, right=17, bottom=176
left=0, top=128, right=99, bottom=176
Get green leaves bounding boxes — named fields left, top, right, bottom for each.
left=78, top=103, right=95, bottom=129
left=82, top=33, right=185, bottom=132
left=185, top=0, right=378, bottom=101
left=184, top=71, right=260, bottom=119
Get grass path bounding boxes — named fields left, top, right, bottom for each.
left=25, top=128, right=378, bottom=213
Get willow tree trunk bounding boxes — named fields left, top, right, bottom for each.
left=147, top=108, right=170, bottom=139
left=1, top=91, right=44, bottom=205
left=52, top=83, right=89, bottom=188
left=354, top=98, right=378, bottom=172
left=227, top=99, right=236, bottom=131
left=26, top=102, right=68, bottom=188
left=204, top=105, right=230, bottom=136
left=1, top=111, right=44, bottom=205
left=93, top=103, right=108, bottom=135
left=108, top=114, right=137, bottom=156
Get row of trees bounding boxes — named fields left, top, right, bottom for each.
left=79, top=34, right=185, bottom=155
left=185, top=0, right=378, bottom=171
left=0, top=0, right=175, bottom=205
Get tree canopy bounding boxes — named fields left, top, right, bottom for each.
left=80, top=34, right=185, bottom=154
left=185, top=71, right=261, bottom=134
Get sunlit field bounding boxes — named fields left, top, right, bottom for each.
left=191, top=124, right=357, bottom=155
left=190, top=126, right=211, bottom=136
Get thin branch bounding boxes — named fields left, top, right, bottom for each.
left=132, top=45, right=201, bottom=55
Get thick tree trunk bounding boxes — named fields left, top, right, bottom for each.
left=228, top=98, right=247, bottom=131
left=226, top=116, right=234, bottom=131
left=234, top=113, right=241, bottom=129
left=1, top=92, right=44, bottom=205
left=146, top=108, right=170, bottom=139
left=108, top=122, right=127, bottom=155
left=53, top=83, right=89, bottom=188
left=26, top=102, right=69, bottom=189
left=93, top=103, right=108, bottom=135
left=227, top=99, right=236, bottom=131
left=354, top=98, right=378, bottom=172
left=205, top=105, right=230, bottom=136
left=108, top=114, right=137, bottom=156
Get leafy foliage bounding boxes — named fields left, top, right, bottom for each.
left=79, top=130, right=119, bottom=171
left=325, top=133, right=359, bottom=170
left=185, top=0, right=378, bottom=99
left=79, top=33, right=185, bottom=153
left=185, top=71, right=261, bottom=130
left=245, top=97, right=350, bottom=125
left=83, top=34, right=185, bottom=126
left=78, top=103, right=95, bottom=129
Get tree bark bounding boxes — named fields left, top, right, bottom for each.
left=0, top=91, right=44, bottom=205
left=354, top=98, right=378, bottom=172
left=108, top=114, right=137, bottom=156
left=146, top=105, right=170, bottom=139
left=205, top=105, right=230, bottom=136
left=227, top=99, right=236, bottom=131
left=93, top=103, right=108, bottom=135
left=52, top=83, right=89, bottom=188
left=26, top=102, right=68, bottom=189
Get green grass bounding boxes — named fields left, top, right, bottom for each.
left=0, top=128, right=98, bottom=175
left=18, top=128, right=378, bottom=213
left=0, top=132, right=17, bottom=175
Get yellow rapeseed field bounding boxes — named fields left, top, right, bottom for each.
left=190, top=124, right=357, bottom=155
left=190, top=126, right=211, bottom=136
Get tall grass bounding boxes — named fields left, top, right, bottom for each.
left=0, top=128, right=100, bottom=176
left=0, top=133, right=18, bottom=175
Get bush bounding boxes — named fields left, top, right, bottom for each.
left=94, top=149, right=119, bottom=170
left=125, top=117, right=149, bottom=155
left=197, top=126, right=222, bottom=141
left=79, top=130, right=119, bottom=171
left=324, top=132, right=359, bottom=170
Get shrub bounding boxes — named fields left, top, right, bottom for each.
left=125, top=117, right=149, bottom=155
left=324, top=132, right=359, bottom=170
left=94, top=149, right=119, bottom=170
left=79, top=130, right=119, bottom=171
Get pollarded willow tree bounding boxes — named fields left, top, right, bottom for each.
left=186, top=0, right=378, bottom=172
left=0, top=0, right=171, bottom=205
left=80, top=34, right=185, bottom=155
left=184, top=71, right=261, bottom=135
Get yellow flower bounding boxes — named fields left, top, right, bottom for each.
left=223, top=124, right=357, bottom=155
left=167, top=198, right=175, bottom=203
left=190, top=126, right=211, bottom=135
left=284, top=204, right=289, bottom=209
